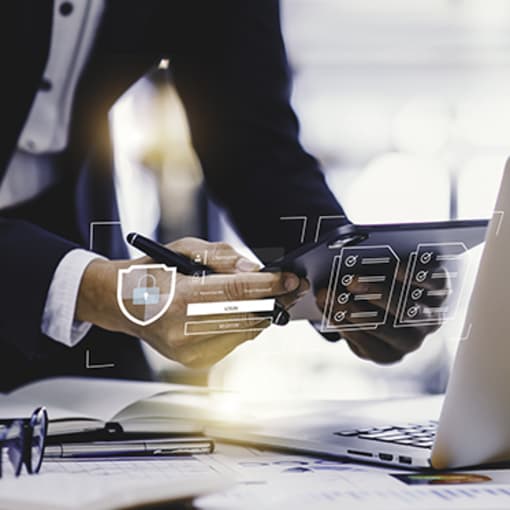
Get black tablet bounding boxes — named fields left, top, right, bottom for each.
left=264, top=219, right=489, bottom=332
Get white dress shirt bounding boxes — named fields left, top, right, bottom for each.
left=1, top=1, right=105, bottom=347
left=2, top=0, right=161, bottom=347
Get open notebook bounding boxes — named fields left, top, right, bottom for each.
left=0, top=377, right=228, bottom=436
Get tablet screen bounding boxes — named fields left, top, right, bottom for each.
left=265, top=220, right=488, bottom=333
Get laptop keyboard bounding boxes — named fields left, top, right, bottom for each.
left=334, top=420, right=438, bottom=449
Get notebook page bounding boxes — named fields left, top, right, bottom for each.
left=3, top=377, right=181, bottom=422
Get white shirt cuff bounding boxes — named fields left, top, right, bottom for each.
left=42, top=249, right=106, bottom=347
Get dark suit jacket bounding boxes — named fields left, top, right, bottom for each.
left=0, top=0, right=345, bottom=391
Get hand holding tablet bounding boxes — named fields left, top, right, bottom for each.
left=265, top=219, right=488, bottom=363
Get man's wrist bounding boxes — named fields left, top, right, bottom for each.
left=76, top=259, right=124, bottom=333
left=42, top=249, right=106, bottom=346
left=77, top=257, right=158, bottom=339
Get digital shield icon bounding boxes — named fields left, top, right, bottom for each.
left=117, top=264, right=177, bottom=326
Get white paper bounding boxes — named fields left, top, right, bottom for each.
left=0, top=474, right=228, bottom=510
left=194, top=445, right=510, bottom=509
left=3, top=443, right=510, bottom=510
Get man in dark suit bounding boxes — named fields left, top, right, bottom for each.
left=0, top=0, right=432, bottom=392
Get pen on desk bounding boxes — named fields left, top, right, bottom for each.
left=44, top=439, right=215, bottom=459
left=126, top=232, right=290, bottom=325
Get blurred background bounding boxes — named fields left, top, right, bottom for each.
left=109, top=0, right=510, bottom=400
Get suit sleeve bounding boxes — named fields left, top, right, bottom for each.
left=0, top=219, right=79, bottom=359
left=170, top=0, right=347, bottom=259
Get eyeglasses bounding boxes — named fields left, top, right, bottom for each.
left=0, top=407, right=48, bottom=478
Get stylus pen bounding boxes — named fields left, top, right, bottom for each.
left=44, top=439, right=214, bottom=459
left=126, top=232, right=290, bottom=325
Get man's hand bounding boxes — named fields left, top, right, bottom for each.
left=76, top=238, right=307, bottom=368
left=315, top=262, right=447, bottom=364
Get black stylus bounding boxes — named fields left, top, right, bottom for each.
left=126, top=232, right=290, bottom=325
left=127, top=232, right=212, bottom=275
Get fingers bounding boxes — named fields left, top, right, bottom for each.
left=277, top=278, right=310, bottom=309
left=357, top=321, right=427, bottom=354
left=171, top=316, right=271, bottom=368
left=342, top=318, right=434, bottom=364
left=315, top=288, right=329, bottom=309
left=338, top=297, right=437, bottom=362
left=346, top=275, right=447, bottom=318
left=178, top=311, right=273, bottom=345
left=342, top=331, right=406, bottom=364
left=345, top=340, right=365, bottom=359
left=182, top=330, right=261, bottom=368
left=314, top=258, right=449, bottom=333
left=186, top=271, right=301, bottom=303
left=315, top=286, right=434, bottom=364
left=169, top=238, right=260, bottom=274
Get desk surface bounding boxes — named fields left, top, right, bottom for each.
left=33, top=442, right=510, bottom=509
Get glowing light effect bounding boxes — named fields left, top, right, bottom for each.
left=342, top=152, right=451, bottom=224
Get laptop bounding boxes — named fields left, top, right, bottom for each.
left=208, top=158, right=510, bottom=471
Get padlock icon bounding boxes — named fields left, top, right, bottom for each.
left=132, top=274, right=160, bottom=305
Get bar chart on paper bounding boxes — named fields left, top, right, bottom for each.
left=291, top=486, right=510, bottom=509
